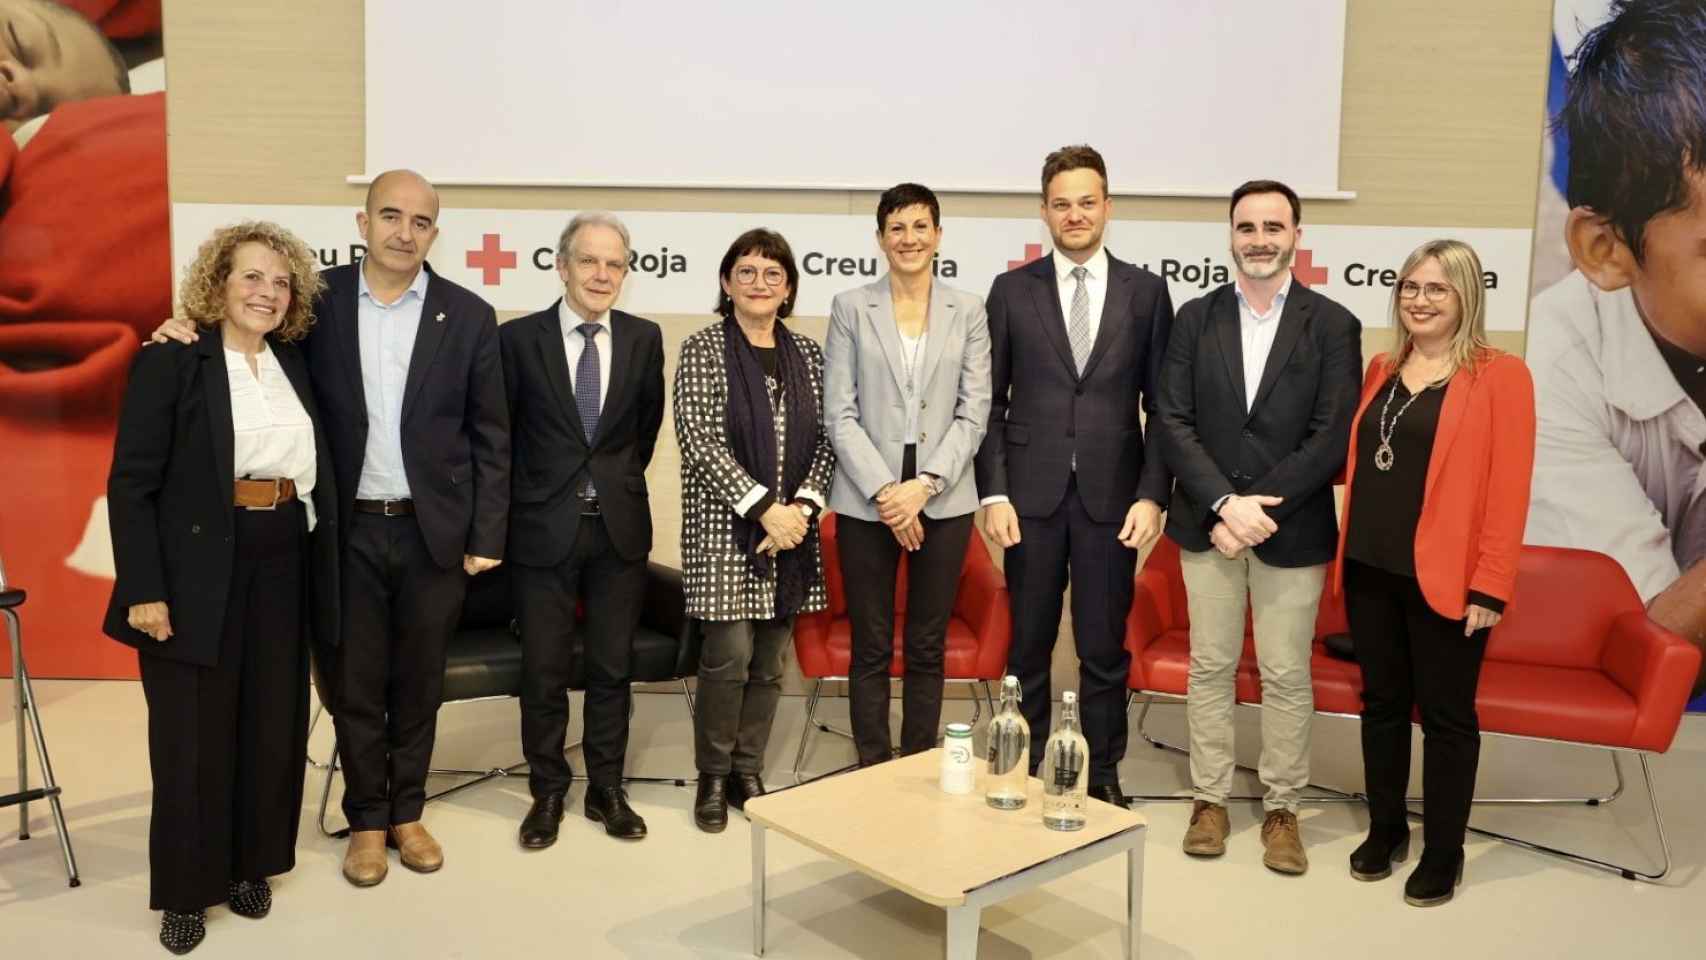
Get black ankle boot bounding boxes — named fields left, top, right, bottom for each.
left=694, top=774, right=728, bottom=833
left=1349, top=825, right=1410, bottom=881
left=1404, top=848, right=1465, bottom=907
left=227, top=879, right=272, bottom=918
left=160, top=909, right=206, bottom=954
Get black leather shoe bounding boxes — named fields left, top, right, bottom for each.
left=227, top=879, right=271, bottom=918
left=1089, top=784, right=1130, bottom=808
left=160, top=909, right=205, bottom=954
left=1403, top=848, right=1465, bottom=907
left=519, top=793, right=567, bottom=849
left=585, top=785, right=647, bottom=840
left=726, top=772, right=767, bottom=812
left=1349, top=825, right=1411, bottom=881
left=694, top=774, right=729, bottom=833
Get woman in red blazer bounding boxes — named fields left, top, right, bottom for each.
left=1331, top=239, right=1535, bottom=907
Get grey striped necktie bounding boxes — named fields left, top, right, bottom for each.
left=575, top=322, right=600, bottom=495
left=1068, top=265, right=1091, bottom=374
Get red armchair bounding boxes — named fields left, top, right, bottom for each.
left=791, top=513, right=1011, bottom=781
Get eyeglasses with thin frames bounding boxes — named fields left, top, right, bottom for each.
left=733, top=265, right=788, bottom=287
left=1397, top=280, right=1454, bottom=303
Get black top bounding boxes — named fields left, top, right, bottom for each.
left=754, top=345, right=778, bottom=379
left=1650, top=327, right=1706, bottom=422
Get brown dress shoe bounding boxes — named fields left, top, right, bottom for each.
left=342, top=829, right=389, bottom=887
left=1260, top=810, right=1309, bottom=875
left=388, top=821, right=444, bottom=873
left=1182, top=801, right=1230, bottom=857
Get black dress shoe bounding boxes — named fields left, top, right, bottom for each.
left=160, top=909, right=206, bottom=955
left=227, top=879, right=271, bottom=918
left=519, top=793, right=567, bottom=849
left=585, top=785, right=647, bottom=840
left=1404, top=848, right=1465, bottom=907
left=726, top=772, right=767, bottom=812
left=1089, top=784, right=1130, bottom=808
left=1349, top=825, right=1411, bottom=881
left=694, top=774, right=729, bottom=833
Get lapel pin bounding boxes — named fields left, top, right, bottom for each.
left=435, top=312, right=446, bottom=324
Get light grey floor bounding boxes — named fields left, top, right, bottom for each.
left=2, top=680, right=1702, bottom=959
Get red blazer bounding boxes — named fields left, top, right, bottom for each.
left=1331, top=350, right=1536, bottom=619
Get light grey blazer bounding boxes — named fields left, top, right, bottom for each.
left=823, top=275, right=992, bottom=521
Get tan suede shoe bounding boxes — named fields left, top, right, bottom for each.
left=389, top=821, right=444, bottom=873
left=342, top=829, right=389, bottom=887
left=1261, top=810, right=1309, bottom=875
left=1182, top=800, right=1230, bottom=857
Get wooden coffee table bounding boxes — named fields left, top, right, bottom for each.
left=745, top=749, right=1146, bottom=959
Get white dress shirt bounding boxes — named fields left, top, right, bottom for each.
left=226, top=345, right=318, bottom=530
left=354, top=265, right=428, bottom=500
left=1235, top=273, right=1292, bottom=411
left=558, top=299, right=612, bottom=413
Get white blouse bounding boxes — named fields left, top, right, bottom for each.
left=226, top=346, right=318, bottom=531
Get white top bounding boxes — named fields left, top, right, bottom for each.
left=1235, top=273, right=1293, bottom=411
left=226, top=346, right=318, bottom=531
left=1525, top=270, right=1706, bottom=603
left=558, top=299, right=612, bottom=412
left=898, top=328, right=925, bottom=444
left=1052, top=245, right=1109, bottom=350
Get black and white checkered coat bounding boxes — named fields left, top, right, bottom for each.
left=673, top=321, right=836, bottom=621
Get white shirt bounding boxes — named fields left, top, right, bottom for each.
left=354, top=265, right=428, bottom=500
left=226, top=345, right=318, bottom=530
left=1525, top=270, right=1706, bottom=602
left=1235, top=274, right=1292, bottom=411
left=898, top=328, right=925, bottom=444
left=558, top=299, right=612, bottom=413
left=1053, top=245, right=1109, bottom=351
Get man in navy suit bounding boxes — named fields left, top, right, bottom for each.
left=975, top=145, right=1174, bottom=808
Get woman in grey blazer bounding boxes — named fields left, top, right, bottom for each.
left=822, top=183, right=992, bottom=767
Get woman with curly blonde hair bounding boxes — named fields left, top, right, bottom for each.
left=105, top=221, right=338, bottom=954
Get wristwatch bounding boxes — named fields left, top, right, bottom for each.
left=919, top=473, right=946, bottom=497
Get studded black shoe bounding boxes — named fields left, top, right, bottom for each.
left=159, top=909, right=206, bottom=955
left=227, top=879, right=272, bottom=919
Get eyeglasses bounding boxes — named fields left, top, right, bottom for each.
left=733, top=265, right=788, bottom=287
left=1397, top=280, right=1454, bottom=303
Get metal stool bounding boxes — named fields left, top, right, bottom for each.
left=1, top=554, right=81, bottom=886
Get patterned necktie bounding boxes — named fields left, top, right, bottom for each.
left=575, top=322, right=601, bottom=494
left=1068, top=265, right=1092, bottom=374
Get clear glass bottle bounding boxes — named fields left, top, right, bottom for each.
left=1041, top=691, right=1089, bottom=831
left=984, top=675, right=1030, bottom=810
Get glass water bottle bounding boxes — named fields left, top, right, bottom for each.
left=1041, top=691, right=1089, bottom=831
left=984, top=675, right=1030, bottom=810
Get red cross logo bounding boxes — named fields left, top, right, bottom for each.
left=466, top=233, right=517, bottom=286
left=1008, top=243, right=1045, bottom=270
left=1292, top=247, right=1329, bottom=287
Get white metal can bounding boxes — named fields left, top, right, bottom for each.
left=940, top=722, right=977, bottom=794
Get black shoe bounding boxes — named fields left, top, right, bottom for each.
left=1349, top=825, right=1411, bottom=882
left=585, top=785, right=647, bottom=840
left=160, top=910, right=205, bottom=955
left=1089, top=784, right=1130, bottom=809
left=519, top=793, right=567, bottom=849
left=1403, top=848, right=1465, bottom=907
left=694, top=774, right=729, bottom=833
left=226, top=879, right=271, bottom=919
left=726, top=772, right=767, bottom=812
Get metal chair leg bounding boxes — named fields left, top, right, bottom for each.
left=791, top=680, right=824, bottom=784
left=5, top=609, right=81, bottom=885
left=12, top=615, right=26, bottom=840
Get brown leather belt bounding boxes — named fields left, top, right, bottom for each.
left=234, top=477, right=297, bottom=509
left=354, top=498, right=415, bottom=516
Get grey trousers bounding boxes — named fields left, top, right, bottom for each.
left=694, top=616, right=793, bottom=775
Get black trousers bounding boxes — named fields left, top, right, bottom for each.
left=140, top=502, right=309, bottom=912
left=1003, top=473, right=1136, bottom=787
left=840, top=509, right=974, bottom=766
left=1343, top=559, right=1490, bottom=853
left=332, top=511, right=468, bottom=831
left=694, top=617, right=793, bottom=776
left=515, top=515, right=645, bottom=793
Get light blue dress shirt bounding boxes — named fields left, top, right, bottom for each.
left=354, top=265, right=429, bottom=500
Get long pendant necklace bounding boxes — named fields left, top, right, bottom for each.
left=1374, top=378, right=1425, bottom=472
left=900, top=326, right=926, bottom=395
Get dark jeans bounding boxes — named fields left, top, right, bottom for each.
left=694, top=617, right=792, bottom=775
left=1343, top=559, right=1490, bottom=853
left=839, top=510, right=974, bottom=766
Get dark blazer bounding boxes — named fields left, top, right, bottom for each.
left=104, top=330, right=340, bottom=667
left=1157, top=281, right=1363, bottom=566
left=303, top=263, right=510, bottom=570
left=499, top=302, right=665, bottom=566
left=974, top=251, right=1174, bottom=522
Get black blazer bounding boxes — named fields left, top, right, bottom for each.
left=499, top=302, right=665, bottom=566
left=303, top=263, right=510, bottom=569
left=1156, top=281, right=1362, bottom=566
left=104, top=330, right=340, bottom=667
left=974, top=251, right=1174, bottom=523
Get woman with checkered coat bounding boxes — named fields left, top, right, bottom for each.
left=674, top=228, right=836, bottom=833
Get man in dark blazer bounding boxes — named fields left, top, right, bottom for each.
left=975, top=145, right=1174, bottom=807
left=500, top=213, right=664, bottom=846
left=1154, top=180, right=1361, bottom=874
